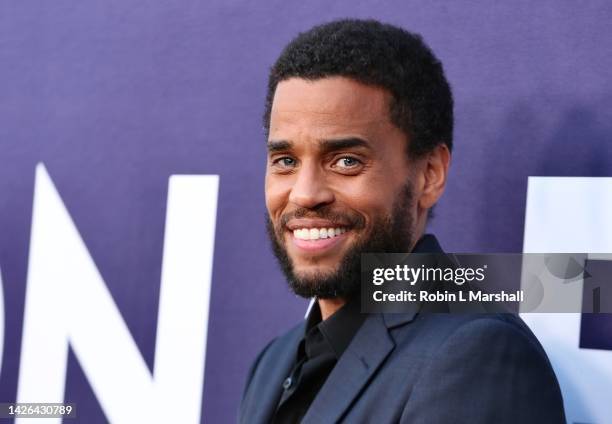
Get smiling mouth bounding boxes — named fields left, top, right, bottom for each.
left=288, top=226, right=351, bottom=253
left=292, top=227, right=348, bottom=240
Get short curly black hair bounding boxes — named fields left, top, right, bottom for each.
left=264, top=19, right=453, bottom=157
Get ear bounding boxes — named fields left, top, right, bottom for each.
left=418, top=144, right=451, bottom=210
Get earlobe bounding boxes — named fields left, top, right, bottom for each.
left=418, top=144, right=451, bottom=209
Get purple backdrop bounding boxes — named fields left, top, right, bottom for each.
left=1, top=1, right=611, bottom=422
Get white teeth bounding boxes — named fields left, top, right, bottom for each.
left=293, top=227, right=348, bottom=240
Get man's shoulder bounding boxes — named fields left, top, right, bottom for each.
left=410, top=312, right=537, bottom=336
left=392, top=313, right=565, bottom=423
left=390, top=313, right=549, bottom=360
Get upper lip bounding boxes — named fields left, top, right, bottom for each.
left=286, top=219, right=350, bottom=231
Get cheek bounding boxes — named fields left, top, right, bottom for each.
left=265, top=175, right=291, bottom=217
left=332, top=179, right=397, bottom=225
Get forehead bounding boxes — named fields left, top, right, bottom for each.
left=269, top=77, right=394, bottom=140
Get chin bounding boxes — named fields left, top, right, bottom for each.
left=292, top=264, right=338, bottom=281
left=288, top=247, right=349, bottom=265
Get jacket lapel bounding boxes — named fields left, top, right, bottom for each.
left=301, top=311, right=416, bottom=423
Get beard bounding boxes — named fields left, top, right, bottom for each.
left=266, top=182, right=416, bottom=300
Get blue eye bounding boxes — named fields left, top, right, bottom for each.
left=273, top=157, right=296, bottom=168
left=335, top=157, right=361, bottom=168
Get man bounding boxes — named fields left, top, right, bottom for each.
left=240, top=19, right=565, bottom=423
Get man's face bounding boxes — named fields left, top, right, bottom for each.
left=265, top=77, right=421, bottom=299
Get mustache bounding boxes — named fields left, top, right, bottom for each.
left=278, top=206, right=367, bottom=230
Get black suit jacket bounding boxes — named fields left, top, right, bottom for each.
left=239, top=235, right=566, bottom=423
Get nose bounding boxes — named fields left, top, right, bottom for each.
left=288, top=162, right=334, bottom=209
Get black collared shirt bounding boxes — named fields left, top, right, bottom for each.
left=272, top=299, right=366, bottom=423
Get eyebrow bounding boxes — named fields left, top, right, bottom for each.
left=267, top=137, right=372, bottom=153
left=267, top=140, right=292, bottom=153
left=319, top=137, right=371, bottom=152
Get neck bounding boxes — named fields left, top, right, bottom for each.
left=318, top=298, right=346, bottom=320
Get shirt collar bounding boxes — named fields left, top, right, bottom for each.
left=411, top=233, right=444, bottom=254
left=305, top=299, right=366, bottom=359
